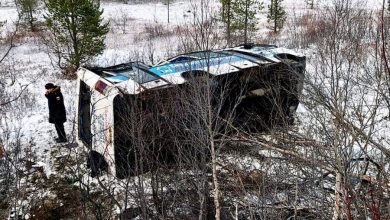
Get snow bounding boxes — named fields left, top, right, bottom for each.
left=102, top=1, right=196, bottom=24
left=1, top=0, right=389, bottom=218
left=0, top=0, right=380, bottom=171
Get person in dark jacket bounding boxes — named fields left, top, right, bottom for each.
left=45, top=83, right=67, bottom=143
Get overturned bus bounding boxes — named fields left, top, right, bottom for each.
left=76, top=44, right=305, bottom=178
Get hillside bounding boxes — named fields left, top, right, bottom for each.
left=1, top=0, right=389, bottom=219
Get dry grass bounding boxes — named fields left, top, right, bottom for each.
left=134, top=23, right=175, bottom=43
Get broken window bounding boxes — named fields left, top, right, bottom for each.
left=78, top=81, right=92, bottom=147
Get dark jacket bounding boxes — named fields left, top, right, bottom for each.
left=45, top=86, right=66, bottom=124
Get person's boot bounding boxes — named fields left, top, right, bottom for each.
left=56, top=138, right=67, bottom=143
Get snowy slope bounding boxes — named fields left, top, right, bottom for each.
left=0, top=0, right=385, bottom=182
left=0, top=0, right=388, bottom=218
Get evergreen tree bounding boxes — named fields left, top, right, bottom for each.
left=220, top=0, right=232, bottom=45
left=44, top=0, right=109, bottom=77
left=220, top=0, right=263, bottom=45
left=16, top=0, right=39, bottom=31
left=267, top=0, right=286, bottom=33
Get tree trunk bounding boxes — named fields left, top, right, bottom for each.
left=244, top=0, right=248, bottom=44
left=210, top=139, right=221, bottom=220
left=274, top=0, right=277, bottom=33
left=167, top=0, right=170, bottom=23
left=227, top=0, right=231, bottom=46
left=332, top=171, right=342, bottom=220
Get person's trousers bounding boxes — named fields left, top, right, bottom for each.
left=54, top=122, right=67, bottom=140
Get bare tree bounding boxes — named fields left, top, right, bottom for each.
left=51, top=1, right=390, bottom=219
left=112, top=8, right=133, bottom=34
left=299, top=1, right=390, bottom=218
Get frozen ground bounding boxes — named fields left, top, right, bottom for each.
left=0, top=0, right=381, bottom=153
left=0, top=0, right=388, bottom=218
left=0, top=0, right=385, bottom=187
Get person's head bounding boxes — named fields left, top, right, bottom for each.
left=45, top=83, right=55, bottom=90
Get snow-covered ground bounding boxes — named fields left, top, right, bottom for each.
left=0, top=0, right=383, bottom=158
left=1, top=0, right=389, bottom=218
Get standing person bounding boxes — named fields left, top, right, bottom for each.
left=45, top=83, right=67, bottom=143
